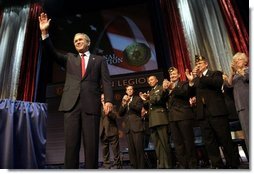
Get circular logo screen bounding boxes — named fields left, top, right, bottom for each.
left=123, top=42, right=151, bottom=67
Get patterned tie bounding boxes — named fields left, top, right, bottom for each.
left=81, top=53, right=86, bottom=77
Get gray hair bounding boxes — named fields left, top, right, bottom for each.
left=73, top=33, right=91, bottom=45
left=232, top=52, right=248, bottom=64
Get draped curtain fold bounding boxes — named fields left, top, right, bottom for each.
left=159, top=0, right=191, bottom=80
left=218, top=0, right=249, bottom=56
left=177, top=0, right=235, bottom=74
left=0, top=9, right=2, bottom=24
left=0, top=5, right=30, bottom=100
left=17, top=3, right=43, bottom=102
left=0, top=99, right=47, bottom=169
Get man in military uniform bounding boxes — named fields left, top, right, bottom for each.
left=140, top=76, right=173, bottom=169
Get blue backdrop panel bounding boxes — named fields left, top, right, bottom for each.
left=0, top=99, right=47, bottom=169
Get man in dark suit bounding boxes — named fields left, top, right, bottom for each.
left=100, top=94, right=121, bottom=169
left=140, top=76, right=173, bottom=169
left=39, top=13, right=113, bottom=169
left=118, top=85, right=145, bottom=169
left=163, top=67, right=197, bottom=168
left=185, top=55, right=239, bottom=168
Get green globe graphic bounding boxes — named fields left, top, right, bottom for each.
left=123, top=42, right=151, bottom=66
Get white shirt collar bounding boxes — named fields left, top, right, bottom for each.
left=203, top=69, right=208, bottom=76
left=79, top=51, right=90, bottom=57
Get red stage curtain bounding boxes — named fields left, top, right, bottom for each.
left=17, top=3, right=42, bottom=101
left=0, top=9, right=2, bottom=24
left=159, top=0, right=191, bottom=80
left=218, top=0, right=249, bottom=56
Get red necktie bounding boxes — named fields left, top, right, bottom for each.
left=81, top=53, right=86, bottom=77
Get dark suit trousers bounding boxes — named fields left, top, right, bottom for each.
left=170, top=120, right=197, bottom=168
left=198, top=109, right=239, bottom=168
left=150, top=125, right=173, bottom=168
left=101, top=135, right=121, bottom=168
left=64, top=99, right=100, bottom=169
left=126, top=130, right=145, bottom=169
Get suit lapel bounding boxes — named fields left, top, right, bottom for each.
left=205, top=70, right=210, bottom=77
left=82, top=54, right=95, bottom=79
left=130, top=96, right=135, bottom=105
left=176, top=81, right=183, bottom=89
left=76, top=54, right=81, bottom=66
left=75, top=54, right=82, bottom=79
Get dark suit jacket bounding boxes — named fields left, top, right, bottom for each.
left=144, top=85, right=169, bottom=128
left=100, top=108, right=119, bottom=138
left=167, top=81, right=195, bottom=121
left=193, top=70, right=228, bottom=119
left=42, top=37, right=113, bottom=114
left=118, top=96, right=144, bottom=133
left=223, top=86, right=238, bottom=120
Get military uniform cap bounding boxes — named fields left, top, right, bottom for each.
left=168, top=67, right=177, bottom=73
left=195, top=55, right=206, bottom=63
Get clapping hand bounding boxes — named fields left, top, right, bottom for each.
left=189, top=96, right=196, bottom=107
left=185, top=69, right=194, bottom=82
left=163, top=79, right=174, bottom=90
left=104, top=102, right=113, bottom=116
left=122, top=95, right=131, bottom=106
left=139, top=92, right=149, bottom=101
left=192, top=65, right=202, bottom=77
